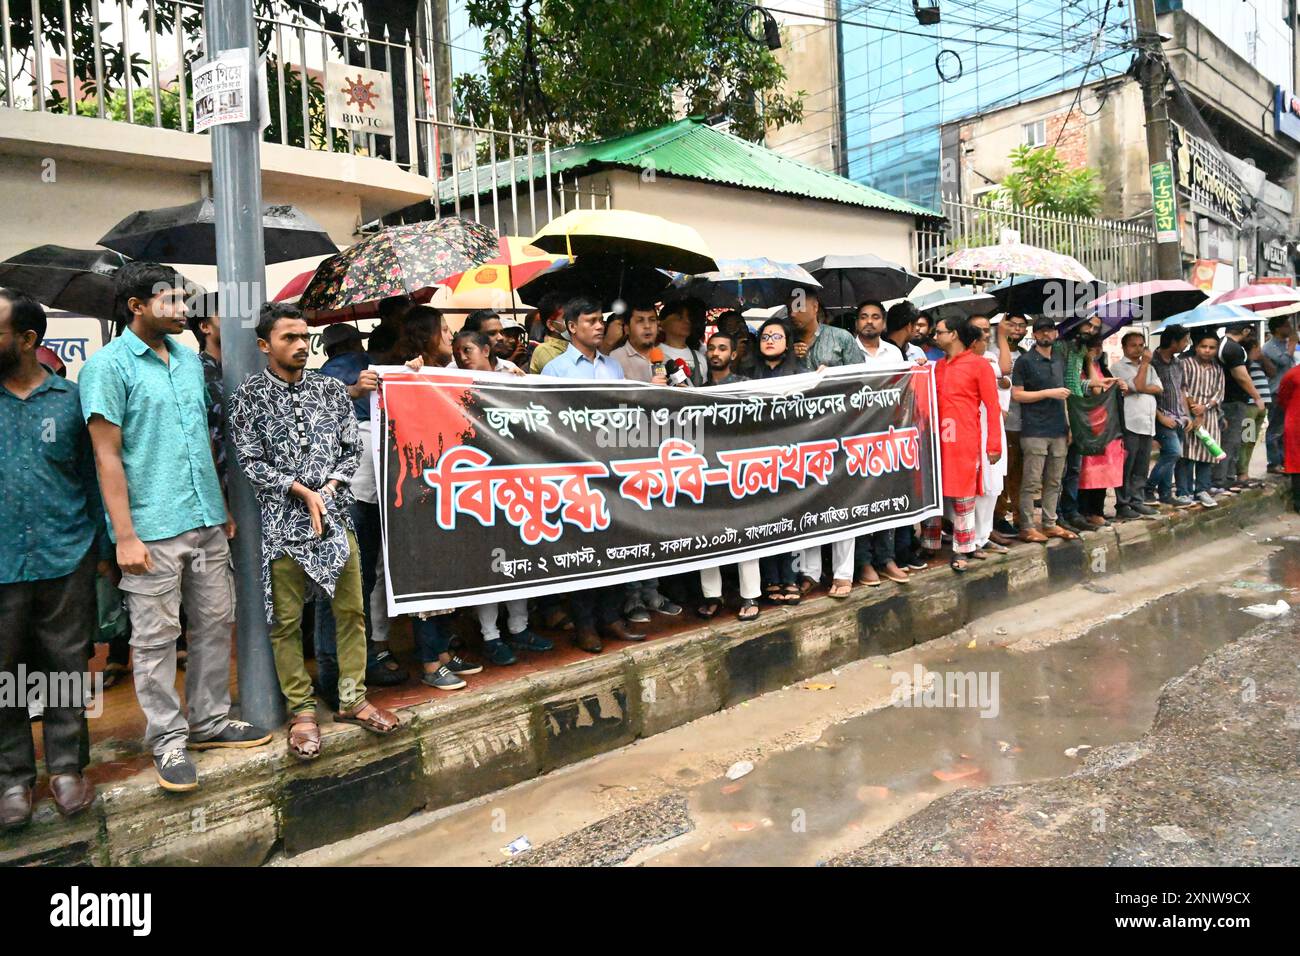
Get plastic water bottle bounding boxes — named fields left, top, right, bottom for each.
left=1194, top=426, right=1226, bottom=461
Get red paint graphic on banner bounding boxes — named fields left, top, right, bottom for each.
left=380, top=372, right=477, bottom=507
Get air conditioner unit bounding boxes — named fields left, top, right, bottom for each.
left=913, top=1, right=941, bottom=25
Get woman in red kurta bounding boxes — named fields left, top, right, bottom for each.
left=1273, top=364, right=1300, bottom=511
left=921, top=318, right=1002, bottom=571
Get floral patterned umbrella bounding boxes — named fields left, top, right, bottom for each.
left=298, top=217, right=499, bottom=311
left=939, top=243, right=1096, bottom=283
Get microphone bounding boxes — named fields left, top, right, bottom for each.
left=668, top=357, right=692, bottom=387
left=648, top=346, right=667, bottom=381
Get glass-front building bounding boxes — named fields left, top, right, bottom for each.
left=834, top=0, right=1131, bottom=210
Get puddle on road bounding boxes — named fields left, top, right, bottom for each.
left=648, top=545, right=1300, bottom=867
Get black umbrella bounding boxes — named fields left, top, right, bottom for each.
left=98, top=198, right=337, bottom=265
left=799, top=254, right=922, bottom=309
left=0, top=245, right=129, bottom=321
left=987, top=275, right=1109, bottom=319
left=518, top=254, right=672, bottom=311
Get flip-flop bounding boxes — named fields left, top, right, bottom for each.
left=737, top=600, right=760, bottom=622
left=950, top=558, right=969, bottom=574
left=697, top=599, right=723, bottom=619
left=828, top=580, right=853, bottom=599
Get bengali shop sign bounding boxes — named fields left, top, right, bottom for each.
left=374, top=364, right=941, bottom=612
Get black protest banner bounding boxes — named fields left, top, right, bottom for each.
left=374, top=364, right=941, bottom=613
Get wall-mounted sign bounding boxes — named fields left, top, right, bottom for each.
left=1275, top=86, right=1300, bottom=144
left=1171, top=121, right=1246, bottom=227
left=1150, top=161, right=1179, bottom=243
left=326, top=63, right=395, bottom=136
left=1259, top=237, right=1292, bottom=277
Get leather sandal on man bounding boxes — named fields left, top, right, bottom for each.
left=1042, top=525, right=1079, bottom=540
left=573, top=627, right=603, bottom=654
left=1018, top=527, right=1049, bottom=543
left=49, top=773, right=96, bottom=817
left=334, top=701, right=400, bottom=735
left=287, top=714, right=322, bottom=761
left=880, top=562, right=910, bottom=583
left=828, top=579, right=853, bottom=599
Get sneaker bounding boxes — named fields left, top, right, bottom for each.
left=1114, top=505, right=1139, bottom=520
left=1142, top=488, right=1159, bottom=503
left=154, top=748, right=198, bottom=792
left=482, top=640, right=517, bottom=666
left=506, top=627, right=554, bottom=652
left=649, top=597, right=683, bottom=616
left=1160, top=494, right=1193, bottom=507
left=905, top=557, right=929, bottom=571
left=993, top=518, right=1018, bottom=537
left=1197, top=491, right=1218, bottom=508
left=188, top=719, right=272, bottom=751
left=445, top=654, right=483, bottom=676
left=1131, top=502, right=1159, bottom=517
left=421, top=665, right=467, bottom=691
left=1063, top=513, right=1090, bottom=532
left=623, top=604, right=652, bottom=624
left=365, top=650, right=408, bottom=687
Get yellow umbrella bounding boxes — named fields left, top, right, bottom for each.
left=529, top=209, right=718, bottom=275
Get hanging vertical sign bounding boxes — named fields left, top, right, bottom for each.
left=192, top=48, right=252, bottom=133
left=1150, top=161, right=1179, bottom=244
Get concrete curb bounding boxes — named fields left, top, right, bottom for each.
left=1, top=483, right=1284, bottom=866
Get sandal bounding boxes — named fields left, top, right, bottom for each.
left=950, top=558, right=969, bottom=574
left=969, top=549, right=988, bottom=560
left=764, top=583, right=784, bottom=604
left=828, top=579, right=853, bottom=599
left=697, top=599, right=723, bottom=619
left=737, top=599, right=760, bottom=622
left=334, top=701, right=400, bottom=735
left=288, top=713, right=322, bottom=761
left=101, top=662, right=129, bottom=690
left=982, top=541, right=1009, bottom=554
left=783, top=583, right=802, bottom=605
left=796, top=575, right=817, bottom=596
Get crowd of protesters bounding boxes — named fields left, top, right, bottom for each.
left=1, top=260, right=1294, bottom=827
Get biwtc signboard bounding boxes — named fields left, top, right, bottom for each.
left=373, top=365, right=942, bottom=613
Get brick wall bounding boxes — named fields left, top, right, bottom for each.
left=1046, top=109, right=1089, bottom=169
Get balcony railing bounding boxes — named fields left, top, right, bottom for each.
left=918, top=198, right=1157, bottom=285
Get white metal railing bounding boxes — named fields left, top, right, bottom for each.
left=918, top=198, right=1157, bottom=285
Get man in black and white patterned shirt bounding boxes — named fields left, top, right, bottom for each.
left=229, top=303, right=398, bottom=757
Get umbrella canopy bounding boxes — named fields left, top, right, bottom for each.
left=529, top=209, right=717, bottom=275
left=987, top=274, right=1108, bottom=319
left=1152, top=303, right=1259, bottom=333
left=670, top=257, right=821, bottom=309
left=799, top=253, right=921, bottom=308
left=273, top=263, right=325, bottom=304
left=436, top=236, right=559, bottom=301
left=1209, top=283, right=1300, bottom=317
left=940, top=242, right=1096, bottom=283
left=910, top=285, right=999, bottom=322
left=517, top=254, right=672, bottom=311
left=298, top=217, right=499, bottom=312
left=1086, top=279, right=1208, bottom=325
left=98, top=198, right=337, bottom=265
left=0, top=245, right=129, bottom=321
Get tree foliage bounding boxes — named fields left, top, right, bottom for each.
left=995, top=144, right=1102, bottom=217
left=453, top=0, right=804, bottom=143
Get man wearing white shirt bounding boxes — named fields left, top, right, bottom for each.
left=1111, top=331, right=1163, bottom=519
left=848, top=300, right=910, bottom=590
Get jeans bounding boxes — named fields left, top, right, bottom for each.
left=1117, top=431, right=1154, bottom=509
left=569, top=586, right=624, bottom=630
left=1213, top=402, right=1247, bottom=487
left=0, top=549, right=94, bottom=789
left=854, top=528, right=895, bottom=574
left=1147, top=423, right=1184, bottom=500
left=1177, top=458, right=1213, bottom=496
left=894, top=524, right=918, bottom=563
left=1266, top=401, right=1285, bottom=468
left=760, top=552, right=797, bottom=588
left=412, top=614, right=451, bottom=664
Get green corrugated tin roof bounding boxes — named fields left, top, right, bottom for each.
left=435, top=118, right=940, bottom=219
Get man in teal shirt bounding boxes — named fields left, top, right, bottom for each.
left=80, top=262, right=270, bottom=793
left=0, top=291, right=104, bottom=828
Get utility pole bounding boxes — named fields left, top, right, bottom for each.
left=1134, top=0, right=1183, bottom=280
left=203, top=0, right=283, bottom=731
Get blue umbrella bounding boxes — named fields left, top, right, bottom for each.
left=671, top=257, right=821, bottom=309
left=1152, top=303, right=1259, bottom=333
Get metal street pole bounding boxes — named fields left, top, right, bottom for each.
left=204, top=0, right=283, bottom=730
left=1135, top=0, right=1183, bottom=281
